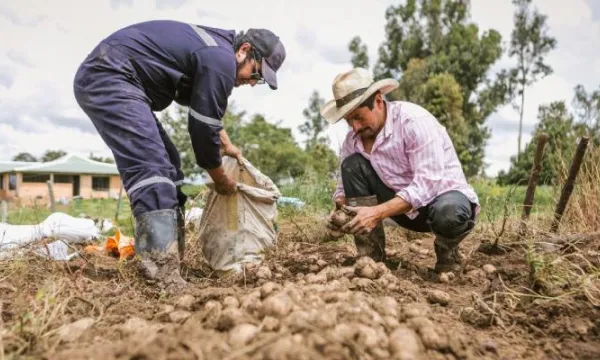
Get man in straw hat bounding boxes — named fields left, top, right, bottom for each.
left=322, top=68, right=479, bottom=273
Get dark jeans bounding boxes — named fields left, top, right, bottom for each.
left=341, top=153, right=475, bottom=239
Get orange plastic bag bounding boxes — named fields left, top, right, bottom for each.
left=84, top=229, right=135, bottom=260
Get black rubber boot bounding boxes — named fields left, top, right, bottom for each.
left=346, top=195, right=386, bottom=262
left=135, top=209, right=187, bottom=291
left=433, top=220, right=475, bottom=273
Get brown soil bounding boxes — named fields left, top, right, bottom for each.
left=1, top=217, right=599, bottom=360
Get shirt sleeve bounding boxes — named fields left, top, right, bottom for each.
left=332, top=133, right=355, bottom=201
left=187, top=47, right=235, bottom=170
left=395, top=117, right=445, bottom=209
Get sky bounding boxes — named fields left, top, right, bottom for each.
left=0, top=0, right=599, bottom=176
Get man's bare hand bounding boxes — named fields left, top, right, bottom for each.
left=222, top=142, right=244, bottom=165
left=206, top=166, right=237, bottom=195
left=341, top=205, right=382, bottom=235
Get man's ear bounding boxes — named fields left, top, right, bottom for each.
left=235, top=42, right=252, bottom=62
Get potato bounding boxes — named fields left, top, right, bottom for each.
left=228, top=323, right=259, bottom=347
left=305, top=273, right=327, bottom=284
left=261, top=316, right=280, bottom=331
left=260, top=292, right=293, bottom=319
left=482, top=264, right=497, bottom=274
left=260, top=282, right=281, bottom=299
left=256, top=266, right=273, bottom=280
left=389, top=326, right=424, bottom=360
left=373, top=296, right=399, bottom=318
left=330, top=210, right=353, bottom=227
left=222, top=296, right=240, bottom=309
left=407, top=316, right=448, bottom=351
left=427, top=290, right=451, bottom=306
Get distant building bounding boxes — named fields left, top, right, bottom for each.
left=0, top=154, right=122, bottom=204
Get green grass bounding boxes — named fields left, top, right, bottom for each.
left=4, top=179, right=559, bottom=235
left=471, top=178, right=557, bottom=222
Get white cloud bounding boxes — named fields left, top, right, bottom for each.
left=0, top=0, right=598, bottom=180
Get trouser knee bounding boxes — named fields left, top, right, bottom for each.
left=428, top=191, right=474, bottom=239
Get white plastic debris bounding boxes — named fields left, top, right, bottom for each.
left=185, top=207, right=204, bottom=228
left=277, top=196, right=305, bottom=209
left=0, top=212, right=100, bottom=258
left=33, top=240, right=79, bottom=261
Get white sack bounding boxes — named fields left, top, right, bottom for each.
left=198, top=157, right=280, bottom=272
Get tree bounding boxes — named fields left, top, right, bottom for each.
left=395, top=59, right=469, bottom=167
left=508, top=0, right=556, bottom=160
left=348, top=36, right=369, bottom=68
left=572, top=84, right=600, bottom=138
left=299, top=90, right=329, bottom=148
left=497, top=101, right=585, bottom=185
left=41, top=150, right=66, bottom=162
left=228, top=114, right=307, bottom=183
left=12, top=152, right=37, bottom=162
left=348, top=0, right=509, bottom=176
left=299, top=91, right=339, bottom=178
left=89, top=153, right=115, bottom=164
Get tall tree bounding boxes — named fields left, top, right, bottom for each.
left=348, top=0, right=508, bottom=176
left=572, top=84, right=600, bottom=137
left=41, top=150, right=66, bottom=162
left=299, top=90, right=328, bottom=148
left=348, top=36, right=369, bottom=69
left=12, top=152, right=37, bottom=162
left=299, top=91, right=339, bottom=178
left=229, top=114, right=307, bottom=183
left=508, top=0, right=557, bottom=160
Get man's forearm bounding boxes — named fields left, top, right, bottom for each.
left=374, top=196, right=412, bottom=219
left=219, top=129, right=232, bottom=148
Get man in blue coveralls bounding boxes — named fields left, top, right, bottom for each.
left=73, top=20, right=286, bottom=291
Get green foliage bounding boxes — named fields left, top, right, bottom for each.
left=12, top=152, right=37, bottom=162
left=41, top=150, right=66, bottom=162
left=228, top=114, right=308, bottom=184
left=471, top=178, right=555, bottom=222
left=395, top=59, right=469, bottom=168
left=299, top=90, right=339, bottom=179
left=497, top=101, right=586, bottom=185
left=348, top=0, right=508, bottom=177
left=279, top=171, right=337, bottom=215
left=348, top=36, right=369, bottom=68
left=572, top=84, right=600, bottom=139
left=89, top=152, right=115, bottom=164
left=299, top=90, right=329, bottom=148
left=508, top=0, right=556, bottom=159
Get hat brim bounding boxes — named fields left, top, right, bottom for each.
left=320, top=78, right=399, bottom=124
left=262, top=58, right=277, bottom=90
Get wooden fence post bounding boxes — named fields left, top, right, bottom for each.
left=114, top=184, right=124, bottom=222
left=520, top=133, right=549, bottom=235
left=550, top=136, right=590, bottom=233
left=1, top=200, right=7, bottom=223
left=46, top=180, right=56, bottom=212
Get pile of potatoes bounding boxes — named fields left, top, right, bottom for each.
left=186, top=257, right=476, bottom=360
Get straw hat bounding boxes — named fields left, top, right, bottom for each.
left=320, top=68, right=399, bottom=124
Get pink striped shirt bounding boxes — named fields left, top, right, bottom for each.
left=333, top=101, right=480, bottom=219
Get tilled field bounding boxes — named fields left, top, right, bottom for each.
left=1, top=218, right=599, bottom=360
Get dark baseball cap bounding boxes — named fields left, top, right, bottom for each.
left=243, top=28, right=286, bottom=90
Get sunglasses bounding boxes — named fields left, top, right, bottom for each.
left=249, top=50, right=266, bottom=85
